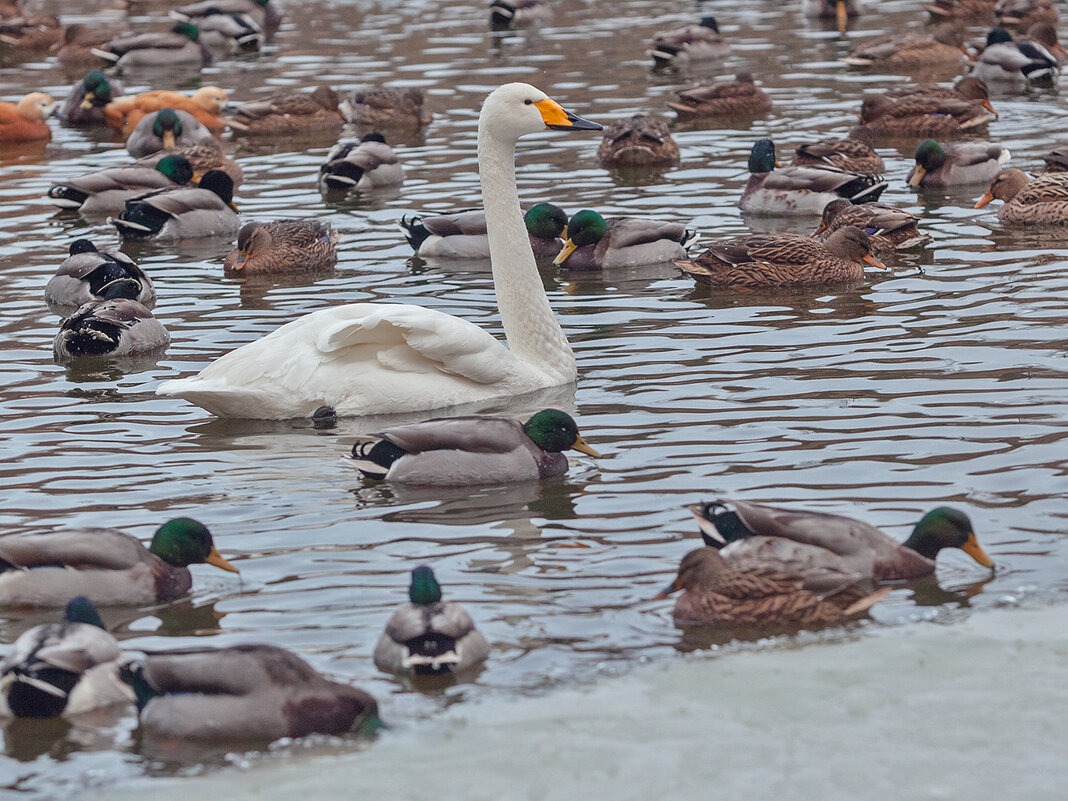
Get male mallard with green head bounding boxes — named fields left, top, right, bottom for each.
left=552, top=210, right=699, bottom=270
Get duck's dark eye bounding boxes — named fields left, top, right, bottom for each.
left=524, top=99, right=533, bottom=105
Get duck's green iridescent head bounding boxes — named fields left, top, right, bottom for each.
left=908, top=140, right=947, bottom=187
left=65, top=596, right=105, bottom=629
left=552, top=209, right=606, bottom=265
left=903, top=507, right=994, bottom=568
left=409, top=565, right=442, bottom=605
left=80, top=71, right=115, bottom=108
left=152, top=108, right=183, bottom=149
left=522, top=409, right=601, bottom=456
left=748, top=138, right=778, bottom=174
left=524, top=203, right=568, bottom=240
left=154, top=154, right=194, bottom=185
left=171, top=22, right=200, bottom=42
left=149, top=518, right=239, bottom=573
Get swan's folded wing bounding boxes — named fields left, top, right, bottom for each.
left=377, top=417, right=524, bottom=454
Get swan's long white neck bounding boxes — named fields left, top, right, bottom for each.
left=478, top=111, right=576, bottom=384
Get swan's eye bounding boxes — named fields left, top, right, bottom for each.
left=524, top=99, right=533, bottom=105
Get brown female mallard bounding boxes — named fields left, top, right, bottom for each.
left=648, top=16, right=728, bottom=68
left=668, top=72, right=772, bottom=120
left=813, top=199, right=931, bottom=254
left=841, top=23, right=969, bottom=69
left=230, top=85, right=343, bottom=137
left=994, top=0, right=1058, bottom=30
left=677, top=226, right=885, bottom=288
left=974, top=167, right=1068, bottom=223
left=925, top=0, right=996, bottom=23
left=791, top=127, right=884, bottom=175
left=342, top=87, right=431, bottom=129
left=223, top=220, right=340, bottom=274
left=655, top=547, right=890, bottom=628
left=690, top=499, right=995, bottom=581
left=859, top=79, right=996, bottom=137
left=597, top=115, right=679, bottom=169
left=1040, top=145, right=1068, bottom=172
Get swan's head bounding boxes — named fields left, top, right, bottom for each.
left=480, top=83, right=601, bottom=142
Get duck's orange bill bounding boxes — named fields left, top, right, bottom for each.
left=231, top=251, right=248, bottom=271
left=811, top=222, right=828, bottom=237
left=864, top=253, right=887, bottom=270
left=206, top=547, right=240, bottom=573
left=974, top=191, right=994, bottom=208
left=962, top=533, right=995, bottom=569
left=653, top=578, right=680, bottom=600
left=983, top=99, right=998, bottom=116
left=572, top=435, right=601, bottom=458
left=836, top=0, right=849, bottom=33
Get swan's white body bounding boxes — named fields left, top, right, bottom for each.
left=157, top=84, right=596, bottom=419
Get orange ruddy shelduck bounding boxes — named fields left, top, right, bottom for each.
left=103, top=87, right=230, bottom=135
left=0, top=93, right=55, bottom=142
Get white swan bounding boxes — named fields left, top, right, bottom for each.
left=156, top=84, right=601, bottom=419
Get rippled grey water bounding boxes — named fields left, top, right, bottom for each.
left=1, top=0, right=1067, bottom=795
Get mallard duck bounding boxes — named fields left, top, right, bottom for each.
left=994, top=0, right=1058, bottom=30
left=858, top=82, right=996, bottom=138
left=668, top=72, right=772, bottom=120
left=119, top=644, right=379, bottom=741
left=0, top=6, right=60, bottom=52
left=655, top=547, right=890, bottom=627
left=1017, top=21, right=1067, bottom=63
left=223, top=220, right=339, bottom=274
left=0, top=597, right=132, bottom=718
left=974, top=167, right=1068, bottom=222
left=156, top=84, right=601, bottom=420
left=230, top=85, right=343, bottom=137
left=489, top=0, right=553, bottom=29
left=170, top=0, right=281, bottom=32
left=48, top=154, right=194, bottom=215
left=803, top=0, right=861, bottom=32
left=907, top=139, right=1010, bottom=187
left=399, top=203, right=568, bottom=260
left=45, top=240, right=155, bottom=309
left=111, top=169, right=239, bottom=240
left=553, top=210, right=698, bottom=270
left=193, top=9, right=263, bottom=53
left=971, top=26, right=1059, bottom=85
left=53, top=278, right=169, bottom=360
left=103, top=86, right=231, bottom=135
left=0, top=92, right=54, bottom=142
left=841, top=22, right=969, bottom=69
left=56, top=71, right=124, bottom=127
left=596, top=115, right=679, bottom=169
left=791, top=127, right=884, bottom=175
left=342, top=87, right=432, bottom=129
left=318, top=133, right=404, bottom=193
left=813, top=199, right=931, bottom=254
left=648, top=16, right=728, bottom=68
left=92, top=22, right=213, bottom=69
left=134, top=139, right=243, bottom=187
left=125, top=107, right=214, bottom=158
left=689, top=499, right=995, bottom=580
left=373, top=566, right=489, bottom=676
left=925, top=0, right=996, bottom=23
left=1040, top=145, right=1068, bottom=171
left=0, top=518, right=238, bottom=606
left=740, top=138, right=888, bottom=216
left=51, top=24, right=119, bottom=71
left=349, top=408, right=600, bottom=484
left=678, top=226, right=884, bottom=287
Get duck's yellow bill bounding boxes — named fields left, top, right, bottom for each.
left=553, top=238, right=578, bottom=266
left=974, top=191, right=994, bottom=208
left=162, top=130, right=176, bottom=149
left=836, top=0, right=849, bottom=32
left=962, top=533, right=995, bottom=569
left=80, top=93, right=95, bottom=110
left=572, top=435, right=601, bottom=458
left=907, top=165, right=926, bottom=187
left=206, top=548, right=240, bottom=573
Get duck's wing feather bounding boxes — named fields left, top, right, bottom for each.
left=604, top=217, right=691, bottom=248
left=10, top=622, right=122, bottom=674
left=0, top=529, right=148, bottom=570
left=729, top=499, right=894, bottom=557
left=762, top=165, right=863, bottom=193
left=130, top=186, right=228, bottom=216
left=139, top=644, right=318, bottom=696
left=945, top=141, right=1006, bottom=167
left=420, top=210, right=488, bottom=237
left=377, top=417, right=524, bottom=454
left=384, top=601, right=479, bottom=642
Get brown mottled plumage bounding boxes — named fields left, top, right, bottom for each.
left=596, top=115, right=679, bottom=169
left=994, top=0, right=1058, bottom=30
left=1040, top=145, right=1068, bottom=172
left=344, top=87, right=431, bottom=128
left=657, top=548, right=889, bottom=628
left=0, top=8, right=60, bottom=52
left=223, top=220, right=340, bottom=274
left=677, top=226, right=885, bottom=288
left=792, top=127, right=885, bottom=175
left=51, top=24, right=120, bottom=70
left=974, top=167, right=1068, bottom=223
left=858, top=78, right=996, bottom=137
left=814, top=200, right=931, bottom=254
left=231, top=86, right=343, bottom=137
left=841, top=23, right=969, bottom=69
left=925, top=0, right=996, bottom=23
left=135, top=139, right=244, bottom=187
left=668, top=72, right=772, bottom=119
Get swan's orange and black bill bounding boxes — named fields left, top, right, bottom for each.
left=535, top=99, right=602, bottom=131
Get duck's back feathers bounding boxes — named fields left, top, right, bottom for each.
left=669, top=73, right=772, bottom=119
left=53, top=297, right=169, bottom=360
left=375, top=601, right=489, bottom=675
left=45, top=243, right=155, bottom=309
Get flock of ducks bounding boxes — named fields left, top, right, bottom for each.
left=0, top=0, right=1052, bottom=749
